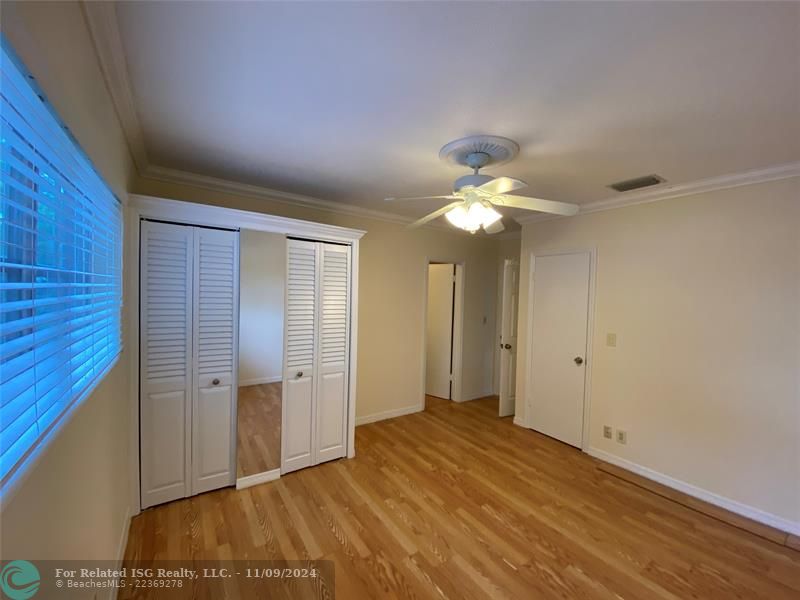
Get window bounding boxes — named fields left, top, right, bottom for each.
left=0, top=37, right=123, bottom=490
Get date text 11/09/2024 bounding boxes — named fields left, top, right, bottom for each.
left=54, top=568, right=321, bottom=579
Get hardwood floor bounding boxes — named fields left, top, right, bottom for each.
left=237, top=383, right=281, bottom=477
left=424, top=394, right=452, bottom=410
left=124, top=396, right=800, bottom=599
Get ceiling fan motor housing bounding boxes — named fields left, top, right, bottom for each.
left=454, top=173, right=494, bottom=192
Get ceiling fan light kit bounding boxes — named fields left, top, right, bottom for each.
left=445, top=201, right=502, bottom=234
left=386, top=134, right=580, bottom=234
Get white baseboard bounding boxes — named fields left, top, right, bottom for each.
left=587, top=447, right=800, bottom=536
left=239, top=375, right=282, bottom=387
left=236, top=468, right=281, bottom=490
left=355, top=405, right=422, bottom=426
left=513, top=416, right=525, bottom=428
left=110, top=506, right=132, bottom=599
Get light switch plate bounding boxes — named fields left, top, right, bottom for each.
left=606, top=333, right=617, bottom=347
left=603, top=425, right=613, bottom=439
left=616, top=430, right=627, bottom=444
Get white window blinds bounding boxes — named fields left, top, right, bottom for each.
left=0, top=38, right=123, bottom=489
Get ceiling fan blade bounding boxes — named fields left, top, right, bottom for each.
left=484, top=219, right=505, bottom=235
left=477, top=176, right=527, bottom=196
left=384, top=195, right=459, bottom=202
left=491, top=194, right=579, bottom=216
left=408, top=201, right=464, bottom=229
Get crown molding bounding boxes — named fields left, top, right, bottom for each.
left=81, top=0, right=148, bottom=173
left=142, top=164, right=431, bottom=227
left=516, top=161, right=800, bottom=225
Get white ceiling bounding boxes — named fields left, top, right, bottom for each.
left=114, top=1, right=799, bottom=220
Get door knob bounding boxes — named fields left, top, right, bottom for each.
left=212, top=378, right=220, bottom=385
left=574, top=356, right=584, bottom=365
left=504, top=344, right=512, bottom=350
left=296, top=371, right=304, bottom=378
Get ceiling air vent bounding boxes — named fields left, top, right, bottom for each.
left=608, top=174, right=665, bottom=193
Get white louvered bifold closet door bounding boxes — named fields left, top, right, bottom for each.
left=315, top=243, right=351, bottom=463
left=191, top=227, right=239, bottom=495
left=282, top=240, right=351, bottom=473
left=282, top=240, right=317, bottom=473
left=140, top=222, right=238, bottom=508
left=140, top=221, right=193, bottom=508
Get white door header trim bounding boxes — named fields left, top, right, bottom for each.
left=130, top=194, right=366, bottom=243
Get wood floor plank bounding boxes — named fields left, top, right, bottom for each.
left=122, top=395, right=800, bottom=599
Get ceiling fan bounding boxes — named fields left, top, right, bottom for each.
left=385, top=135, right=579, bottom=234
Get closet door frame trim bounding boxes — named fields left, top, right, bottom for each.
left=127, top=194, right=365, bottom=516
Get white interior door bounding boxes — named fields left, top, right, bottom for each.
left=191, top=227, right=238, bottom=495
left=315, top=243, right=350, bottom=464
left=140, top=221, right=193, bottom=509
left=426, top=264, right=454, bottom=399
left=499, top=259, right=520, bottom=417
left=282, top=239, right=317, bottom=474
left=528, top=251, right=591, bottom=448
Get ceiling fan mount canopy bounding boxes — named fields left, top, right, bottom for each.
left=439, top=135, right=520, bottom=169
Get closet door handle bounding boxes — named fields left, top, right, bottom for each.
left=212, top=378, right=220, bottom=386
left=296, top=371, right=304, bottom=378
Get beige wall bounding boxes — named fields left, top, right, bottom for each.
left=515, top=178, right=800, bottom=526
left=239, top=230, right=285, bottom=385
left=1, top=1, right=134, bottom=559
left=134, top=177, right=501, bottom=419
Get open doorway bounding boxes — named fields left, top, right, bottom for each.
left=424, top=262, right=464, bottom=410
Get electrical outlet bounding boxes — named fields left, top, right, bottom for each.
left=606, top=333, right=617, bottom=347
left=603, top=425, right=613, bottom=439
left=616, top=429, right=627, bottom=444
